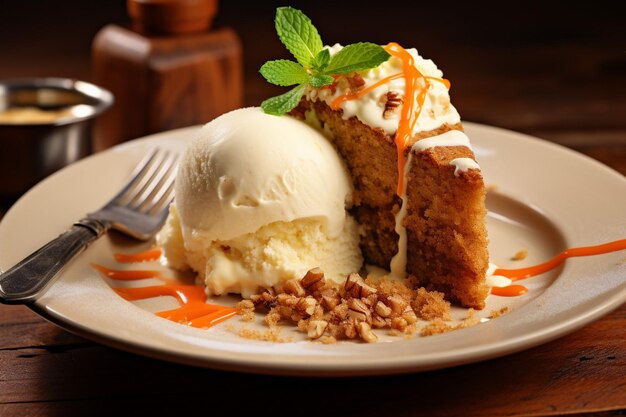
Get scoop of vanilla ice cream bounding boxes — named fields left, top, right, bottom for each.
left=158, top=107, right=363, bottom=296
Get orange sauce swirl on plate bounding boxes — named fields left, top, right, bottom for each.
left=92, top=251, right=237, bottom=329
left=490, top=239, right=626, bottom=296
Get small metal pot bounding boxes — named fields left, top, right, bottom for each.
left=0, top=78, right=113, bottom=203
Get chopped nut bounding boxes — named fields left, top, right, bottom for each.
left=382, top=91, right=403, bottom=119
left=391, top=317, right=408, bottom=331
left=290, top=311, right=306, bottom=322
left=311, top=305, right=325, bottom=320
left=387, top=294, right=408, bottom=315
left=336, top=73, right=365, bottom=93
left=300, top=267, right=325, bottom=292
left=344, top=273, right=377, bottom=298
left=375, top=301, right=392, bottom=318
left=371, top=314, right=388, bottom=328
left=347, top=73, right=365, bottom=91
left=344, top=273, right=363, bottom=295
left=319, top=335, right=337, bottom=344
left=283, top=279, right=306, bottom=297
left=242, top=272, right=481, bottom=344
left=277, top=305, right=293, bottom=318
left=328, top=323, right=343, bottom=338
left=347, top=298, right=372, bottom=323
left=405, top=324, right=418, bottom=337
left=296, top=296, right=318, bottom=316
left=320, top=288, right=340, bottom=310
left=330, top=302, right=349, bottom=322
left=363, top=293, right=378, bottom=307
left=307, top=320, right=329, bottom=339
left=343, top=319, right=358, bottom=339
left=401, top=306, right=418, bottom=324
left=249, top=291, right=276, bottom=309
left=357, top=322, right=378, bottom=343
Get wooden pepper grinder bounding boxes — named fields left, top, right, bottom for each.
left=92, top=0, right=242, bottom=151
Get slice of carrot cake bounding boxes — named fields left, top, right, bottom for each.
left=289, top=42, right=489, bottom=308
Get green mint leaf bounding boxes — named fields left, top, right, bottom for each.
left=311, top=48, right=331, bottom=71
left=324, top=42, right=390, bottom=75
left=260, top=60, right=309, bottom=86
left=261, top=84, right=306, bottom=115
left=308, top=74, right=333, bottom=88
left=275, top=7, right=323, bottom=67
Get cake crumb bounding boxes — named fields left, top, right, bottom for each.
left=264, top=308, right=281, bottom=327
left=457, top=308, right=480, bottom=329
left=490, top=306, right=510, bottom=318
left=236, top=299, right=255, bottom=322
left=420, top=309, right=481, bottom=337
left=487, top=183, right=497, bottom=192
left=412, top=287, right=451, bottom=321
left=238, top=326, right=290, bottom=343
left=511, top=249, right=528, bottom=261
left=420, top=319, right=454, bottom=336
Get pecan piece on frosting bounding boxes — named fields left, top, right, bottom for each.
left=381, top=91, right=403, bottom=119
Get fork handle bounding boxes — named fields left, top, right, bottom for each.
left=0, top=219, right=109, bottom=304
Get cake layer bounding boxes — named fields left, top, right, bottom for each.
left=405, top=138, right=489, bottom=308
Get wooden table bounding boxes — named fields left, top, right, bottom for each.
left=0, top=2, right=624, bottom=416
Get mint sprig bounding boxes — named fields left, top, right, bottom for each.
left=275, top=7, right=323, bottom=67
left=323, top=43, right=392, bottom=75
left=261, top=84, right=307, bottom=116
left=260, top=7, right=391, bottom=116
left=260, top=60, right=309, bottom=86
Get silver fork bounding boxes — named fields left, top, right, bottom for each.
left=0, top=149, right=178, bottom=304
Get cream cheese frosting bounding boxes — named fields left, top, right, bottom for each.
left=306, top=43, right=460, bottom=136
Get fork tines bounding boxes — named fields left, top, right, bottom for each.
left=113, top=149, right=178, bottom=215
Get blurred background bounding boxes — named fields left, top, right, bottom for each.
left=0, top=0, right=625, bottom=179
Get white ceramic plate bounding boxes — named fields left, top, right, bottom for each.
left=1, top=122, right=625, bottom=376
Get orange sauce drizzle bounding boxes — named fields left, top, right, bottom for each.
left=490, top=238, right=626, bottom=297
left=495, top=239, right=626, bottom=280
left=92, top=264, right=160, bottom=280
left=92, top=263, right=237, bottom=329
left=114, top=248, right=162, bottom=263
left=490, top=285, right=528, bottom=297
left=328, top=43, right=450, bottom=196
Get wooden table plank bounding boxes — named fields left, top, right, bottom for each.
left=0, top=305, right=83, bottom=350
left=1, top=304, right=624, bottom=416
